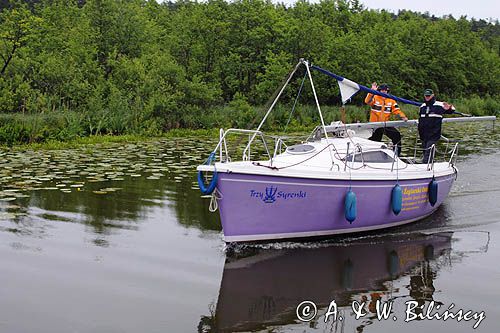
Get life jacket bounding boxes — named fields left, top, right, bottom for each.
left=364, top=93, right=406, bottom=122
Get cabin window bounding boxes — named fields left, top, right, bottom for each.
left=342, top=150, right=394, bottom=163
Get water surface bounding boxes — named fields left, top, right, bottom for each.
left=0, top=122, right=499, bottom=333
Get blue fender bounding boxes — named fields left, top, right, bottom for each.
left=198, top=170, right=218, bottom=195
left=428, top=177, right=438, bottom=206
left=344, top=189, right=357, bottom=223
left=391, top=184, right=402, bottom=215
left=198, top=152, right=218, bottom=195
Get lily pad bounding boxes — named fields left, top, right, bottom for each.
left=93, top=191, right=107, bottom=194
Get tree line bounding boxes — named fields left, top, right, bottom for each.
left=0, top=0, right=499, bottom=143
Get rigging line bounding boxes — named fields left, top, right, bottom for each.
left=252, top=142, right=411, bottom=172
left=284, top=70, right=307, bottom=133
left=342, top=111, right=357, bottom=147
left=348, top=143, right=357, bottom=189
left=247, top=62, right=298, bottom=131
left=254, top=143, right=342, bottom=170
left=278, top=143, right=341, bottom=170
left=394, top=145, right=400, bottom=183
left=336, top=144, right=410, bottom=171
left=231, top=62, right=300, bottom=154
left=365, top=163, right=409, bottom=171
left=208, top=188, right=223, bottom=212
left=243, top=61, right=303, bottom=159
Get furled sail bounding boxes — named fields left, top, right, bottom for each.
left=311, top=65, right=421, bottom=106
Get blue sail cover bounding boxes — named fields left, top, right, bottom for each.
left=311, top=65, right=421, bottom=107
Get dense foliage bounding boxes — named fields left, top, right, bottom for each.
left=0, top=0, right=499, bottom=143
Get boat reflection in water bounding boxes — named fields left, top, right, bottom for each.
left=200, top=232, right=453, bottom=332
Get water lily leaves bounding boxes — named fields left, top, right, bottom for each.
left=101, top=187, right=122, bottom=192
left=93, top=187, right=122, bottom=195
left=0, top=138, right=219, bottom=203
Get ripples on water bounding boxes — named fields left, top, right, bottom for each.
left=0, top=122, right=499, bottom=333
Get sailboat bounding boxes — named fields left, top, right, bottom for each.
left=197, top=59, right=495, bottom=242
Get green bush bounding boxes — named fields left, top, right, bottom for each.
left=0, top=0, right=498, bottom=145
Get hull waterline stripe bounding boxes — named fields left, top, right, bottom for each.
left=223, top=210, right=437, bottom=242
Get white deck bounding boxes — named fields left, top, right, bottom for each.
left=197, top=136, right=456, bottom=181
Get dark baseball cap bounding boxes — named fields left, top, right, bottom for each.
left=424, top=89, right=434, bottom=96
left=378, top=84, right=390, bottom=91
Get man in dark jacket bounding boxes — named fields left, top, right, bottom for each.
left=418, top=89, right=455, bottom=163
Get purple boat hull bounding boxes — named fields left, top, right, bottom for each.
left=217, top=173, right=455, bottom=242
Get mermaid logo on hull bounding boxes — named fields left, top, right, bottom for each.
left=250, top=186, right=307, bottom=203
left=263, top=186, right=277, bottom=203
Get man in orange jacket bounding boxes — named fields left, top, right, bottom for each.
left=365, top=82, right=408, bottom=155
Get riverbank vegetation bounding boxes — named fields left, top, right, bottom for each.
left=0, top=0, right=499, bottom=144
